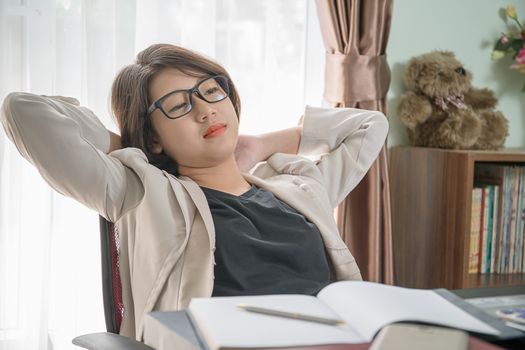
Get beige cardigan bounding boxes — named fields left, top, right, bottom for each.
left=1, top=93, right=388, bottom=340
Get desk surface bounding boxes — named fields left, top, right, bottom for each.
left=142, top=286, right=525, bottom=350
left=452, top=285, right=525, bottom=299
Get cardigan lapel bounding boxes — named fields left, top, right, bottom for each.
left=137, top=174, right=198, bottom=339
left=176, top=176, right=216, bottom=250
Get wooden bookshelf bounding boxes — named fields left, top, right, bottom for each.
left=389, top=146, right=525, bottom=290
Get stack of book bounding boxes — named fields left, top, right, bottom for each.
left=469, top=164, right=525, bottom=274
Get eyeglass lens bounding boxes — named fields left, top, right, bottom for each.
left=160, top=76, right=228, bottom=119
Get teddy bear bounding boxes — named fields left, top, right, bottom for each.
left=398, top=51, right=508, bottom=150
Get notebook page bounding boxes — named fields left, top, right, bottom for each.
left=317, top=281, right=500, bottom=342
left=189, top=294, right=364, bottom=350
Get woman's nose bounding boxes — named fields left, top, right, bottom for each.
left=192, top=96, right=216, bottom=122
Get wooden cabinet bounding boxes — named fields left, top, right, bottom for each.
left=389, top=146, right=525, bottom=290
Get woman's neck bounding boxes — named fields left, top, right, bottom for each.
left=178, top=155, right=251, bottom=196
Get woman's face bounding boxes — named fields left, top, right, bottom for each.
left=148, top=68, right=239, bottom=171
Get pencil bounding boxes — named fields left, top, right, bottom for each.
left=237, top=303, right=346, bottom=326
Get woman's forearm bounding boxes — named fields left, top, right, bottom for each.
left=109, top=131, right=122, bottom=153
left=0, top=92, right=130, bottom=219
left=258, top=126, right=302, bottom=160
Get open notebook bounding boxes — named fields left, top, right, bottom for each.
left=186, top=281, right=519, bottom=350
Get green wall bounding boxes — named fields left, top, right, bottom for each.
left=387, top=0, right=525, bottom=148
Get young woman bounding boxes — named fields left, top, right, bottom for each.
left=1, top=44, right=388, bottom=340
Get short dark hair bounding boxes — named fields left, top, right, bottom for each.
left=111, top=43, right=241, bottom=175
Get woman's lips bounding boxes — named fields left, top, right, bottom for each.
left=204, top=125, right=226, bottom=138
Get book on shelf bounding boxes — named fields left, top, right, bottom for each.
left=509, top=167, right=518, bottom=273
left=516, top=167, right=525, bottom=272
left=480, top=187, right=489, bottom=273
left=470, top=188, right=483, bottom=273
left=490, top=185, right=500, bottom=274
left=472, top=164, right=525, bottom=274
left=177, top=281, right=520, bottom=350
left=483, top=186, right=494, bottom=274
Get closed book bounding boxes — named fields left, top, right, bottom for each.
left=470, top=188, right=483, bottom=273
left=516, top=166, right=525, bottom=272
left=519, top=167, right=525, bottom=272
left=509, top=167, right=519, bottom=273
left=501, top=167, right=512, bottom=273
left=484, top=186, right=494, bottom=274
left=490, top=185, right=500, bottom=274
left=480, top=187, right=490, bottom=273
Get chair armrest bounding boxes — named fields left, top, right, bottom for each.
left=72, top=332, right=155, bottom=350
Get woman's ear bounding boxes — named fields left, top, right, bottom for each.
left=151, top=132, right=163, bottom=155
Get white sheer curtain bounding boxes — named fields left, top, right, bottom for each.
left=0, top=0, right=322, bottom=349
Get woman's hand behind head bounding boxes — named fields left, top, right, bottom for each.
left=109, top=131, right=122, bottom=153
left=234, top=134, right=264, bottom=173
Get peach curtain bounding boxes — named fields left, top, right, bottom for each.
left=315, top=0, right=393, bottom=283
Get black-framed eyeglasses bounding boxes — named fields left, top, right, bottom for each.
left=146, top=75, right=230, bottom=120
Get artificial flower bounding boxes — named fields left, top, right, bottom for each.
left=515, top=46, right=525, bottom=64
left=491, top=4, right=525, bottom=91
left=506, top=5, right=517, bottom=20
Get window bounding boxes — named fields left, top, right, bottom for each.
left=0, top=1, right=324, bottom=348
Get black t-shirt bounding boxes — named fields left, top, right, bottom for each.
left=201, top=185, right=332, bottom=296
